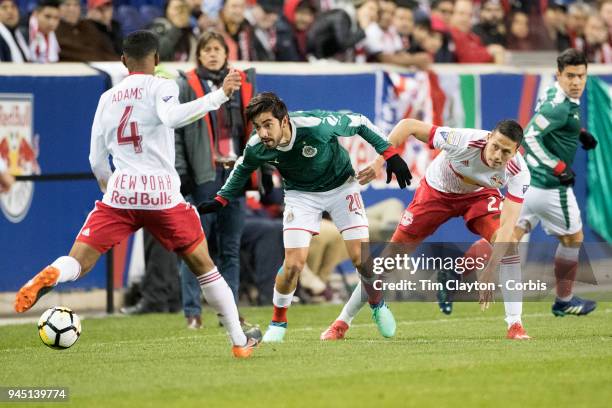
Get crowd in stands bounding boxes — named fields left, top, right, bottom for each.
left=1, top=0, right=611, bottom=65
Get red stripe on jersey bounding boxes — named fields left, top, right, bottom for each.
left=506, top=192, right=523, bottom=203
left=428, top=126, right=438, bottom=149
left=507, top=162, right=519, bottom=175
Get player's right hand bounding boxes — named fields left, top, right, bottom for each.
left=357, top=157, right=384, bottom=185
left=557, top=168, right=575, bottom=186
left=198, top=196, right=228, bottom=214
left=222, top=70, right=242, bottom=97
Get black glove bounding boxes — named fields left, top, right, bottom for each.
left=557, top=168, right=576, bottom=187
left=198, top=196, right=227, bottom=214
left=384, top=149, right=412, bottom=189
left=179, top=174, right=195, bottom=197
left=260, top=171, right=274, bottom=196
left=579, top=129, right=598, bottom=150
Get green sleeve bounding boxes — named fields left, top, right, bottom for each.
left=331, top=113, right=391, bottom=154
left=523, top=102, right=568, bottom=170
left=217, top=147, right=262, bottom=200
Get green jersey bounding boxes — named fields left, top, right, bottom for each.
left=522, top=82, right=582, bottom=188
left=217, top=110, right=390, bottom=199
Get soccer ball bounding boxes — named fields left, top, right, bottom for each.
left=38, top=306, right=81, bottom=349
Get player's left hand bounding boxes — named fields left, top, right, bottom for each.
left=222, top=69, right=241, bottom=97
left=198, top=196, right=228, bottom=214
left=478, top=267, right=495, bottom=311
left=579, top=129, right=598, bottom=150
left=383, top=147, right=412, bottom=189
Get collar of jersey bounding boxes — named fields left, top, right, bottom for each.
left=276, top=117, right=297, bottom=152
left=555, top=82, right=580, bottom=105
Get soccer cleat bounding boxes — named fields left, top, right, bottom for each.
left=262, top=322, right=287, bottom=343
left=14, top=266, right=60, bottom=313
left=436, top=269, right=460, bottom=315
left=506, top=322, right=531, bottom=340
left=552, top=296, right=597, bottom=317
left=320, top=320, right=349, bottom=341
left=371, top=301, right=396, bottom=338
left=232, top=326, right=262, bottom=358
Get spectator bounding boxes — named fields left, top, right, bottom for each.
left=392, top=0, right=414, bottom=49
left=353, top=0, right=380, bottom=62
left=567, top=1, right=592, bottom=51
left=56, top=0, right=118, bottom=61
left=430, top=0, right=454, bottom=32
left=276, top=0, right=317, bottom=61
left=449, top=0, right=504, bottom=63
left=149, top=0, right=197, bottom=62
left=506, top=10, right=532, bottom=50
left=28, top=0, right=61, bottom=63
left=174, top=30, right=255, bottom=328
left=0, top=0, right=30, bottom=62
left=539, top=0, right=571, bottom=51
left=86, top=0, right=122, bottom=56
left=305, top=2, right=365, bottom=60
left=472, top=0, right=506, bottom=46
left=599, top=0, right=612, bottom=44
left=219, top=0, right=255, bottom=61
left=367, top=0, right=431, bottom=69
left=411, top=16, right=446, bottom=60
left=583, top=13, right=612, bottom=62
left=249, top=0, right=283, bottom=61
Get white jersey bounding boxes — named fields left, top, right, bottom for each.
left=425, top=126, right=531, bottom=203
left=89, top=73, right=228, bottom=210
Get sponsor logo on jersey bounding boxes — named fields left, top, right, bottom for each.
left=302, top=145, right=317, bottom=158
left=162, top=96, right=173, bottom=103
left=442, top=130, right=459, bottom=146
left=0, top=94, right=38, bottom=223
left=400, top=210, right=414, bottom=226
left=285, top=208, right=294, bottom=223
left=523, top=185, right=529, bottom=194
left=324, top=115, right=338, bottom=126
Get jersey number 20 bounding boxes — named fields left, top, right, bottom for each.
left=117, top=106, right=142, bottom=153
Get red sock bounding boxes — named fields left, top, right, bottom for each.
left=463, top=238, right=492, bottom=277
left=271, top=306, right=288, bottom=324
left=554, top=258, right=578, bottom=299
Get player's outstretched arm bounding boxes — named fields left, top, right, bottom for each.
left=387, top=119, right=434, bottom=147
left=478, top=199, right=523, bottom=308
left=155, top=74, right=240, bottom=129
left=89, top=98, right=112, bottom=193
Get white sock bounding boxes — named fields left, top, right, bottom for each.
left=52, top=256, right=81, bottom=283
left=273, top=286, right=295, bottom=308
left=338, top=281, right=366, bottom=325
left=197, top=268, right=246, bottom=346
left=555, top=244, right=580, bottom=262
left=500, top=255, right=522, bottom=327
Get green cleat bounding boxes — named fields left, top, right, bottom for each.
left=371, top=302, right=396, bottom=338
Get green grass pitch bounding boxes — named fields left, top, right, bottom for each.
left=1, top=301, right=611, bottom=407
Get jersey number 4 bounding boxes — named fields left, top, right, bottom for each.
left=117, top=106, right=142, bottom=153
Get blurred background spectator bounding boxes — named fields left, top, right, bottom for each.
left=56, top=0, right=118, bottom=61
left=506, top=10, right=532, bottom=50
left=583, top=12, right=612, bottom=62
left=86, top=0, right=123, bottom=56
left=219, top=0, right=255, bottom=61
left=473, top=0, right=506, bottom=46
left=0, top=0, right=30, bottom=61
left=148, top=0, right=196, bottom=62
left=276, top=0, right=317, bottom=61
left=29, top=0, right=61, bottom=63
left=248, top=0, right=283, bottom=61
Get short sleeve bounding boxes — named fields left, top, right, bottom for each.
left=506, top=154, right=531, bottom=203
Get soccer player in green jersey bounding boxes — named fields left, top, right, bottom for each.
left=515, top=49, right=598, bottom=317
left=198, top=92, right=412, bottom=342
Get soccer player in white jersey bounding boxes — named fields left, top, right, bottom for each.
left=322, top=118, right=534, bottom=340
left=14, top=30, right=261, bottom=358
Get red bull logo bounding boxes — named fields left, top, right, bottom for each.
left=0, top=94, right=39, bottom=223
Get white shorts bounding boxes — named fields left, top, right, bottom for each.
left=283, top=177, right=369, bottom=248
left=517, top=185, right=582, bottom=236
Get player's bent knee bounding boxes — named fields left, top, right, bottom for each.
left=559, top=230, right=584, bottom=247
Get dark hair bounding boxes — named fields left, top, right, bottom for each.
left=557, top=48, right=588, bottom=72
left=431, top=0, right=454, bottom=10
left=36, top=0, right=60, bottom=10
left=246, top=92, right=288, bottom=124
left=493, top=119, right=524, bottom=145
left=122, top=30, right=159, bottom=60
left=196, top=31, right=229, bottom=67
